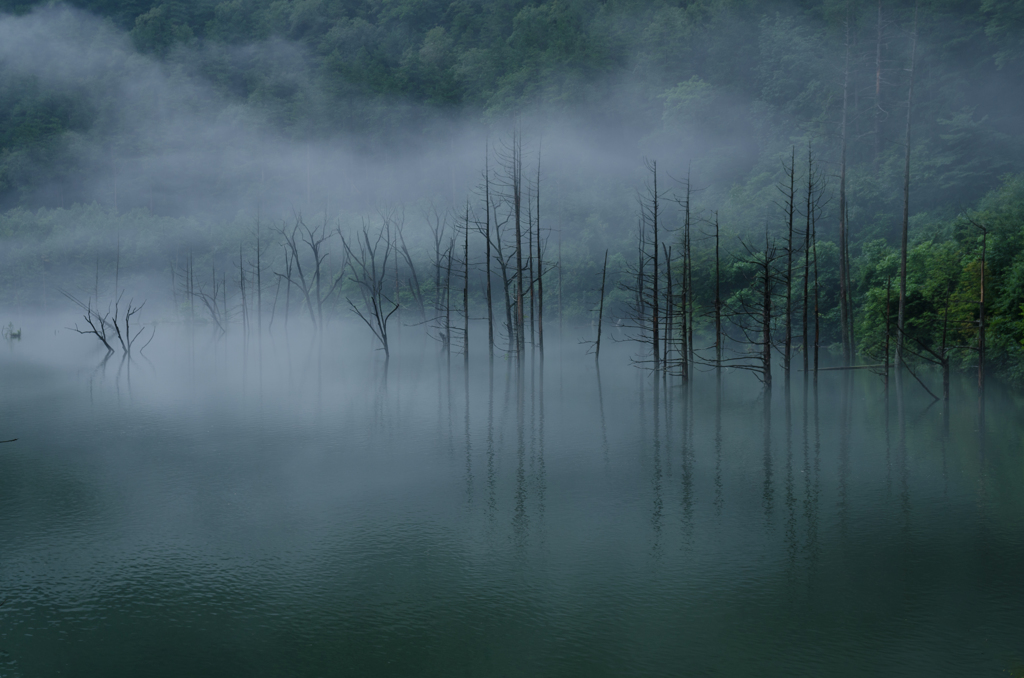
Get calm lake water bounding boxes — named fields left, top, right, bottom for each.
left=1, top=318, right=1022, bottom=677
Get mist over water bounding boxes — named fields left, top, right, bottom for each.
left=1, top=1, right=1023, bottom=673
left=0, top=317, right=1021, bottom=677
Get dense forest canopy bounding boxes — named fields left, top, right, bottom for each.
left=0, top=0, right=1022, bottom=381
left=0, top=0, right=1020, bottom=213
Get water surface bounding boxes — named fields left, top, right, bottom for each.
left=0, top=320, right=1022, bottom=676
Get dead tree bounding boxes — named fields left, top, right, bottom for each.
left=342, top=217, right=400, bottom=360
left=675, top=175, right=692, bottom=381
left=873, top=0, right=887, bottom=173
left=718, top=230, right=784, bottom=390
left=645, top=159, right=661, bottom=370
left=426, top=202, right=450, bottom=322
left=535, top=145, right=544, bottom=356
left=462, top=200, right=471, bottom=367
left=802, top=145, right=813, bottom=374
left=277, top=214, right=346, bottom=332
left=582, top=249, right=610, bottom=360
left=527, top=183, right=535, bottom=348
left=664, top=243, right=674, bottom=370
left=896, top=4, right=919, bottom=387
left=596, top=249, right=608, bottom=360
left=479, top=145, right=496, bottom=360
left=394, top=211, right=426, bottom=322
left=779, top=147, right=796, bottom=382
left=618, top=160, right=665, bottom=371
left=238, top=244, right=249, bottom=338
left=194, top=262, right=227, bottom=334
left=64, top=290, right=153, bottom=357
left=713, top=212, right=723, bottom=372
left=495, top=129, right=526, bottom=356
left=838, top=10, right=853, bottom=367
left=480, top=174, right=517, bottom=355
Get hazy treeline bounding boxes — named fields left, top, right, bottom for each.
left=0, top=0, right=1021, bottom=383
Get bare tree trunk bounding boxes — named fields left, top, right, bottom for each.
left=681, top=174, right=692, bottom=376
left=256, top=220, right=263, bottom=346
left=513, top=130, right=524, bottom=357
left=596, top=249, right=608, bottom=361
left=978, top=225, right=987, bottom=394
left=803, top=145, right=812, bottom=375
left=527, top=185, right=535, bottom=349
left=715, top=213, right=722, bottom=373
left=536, top=147, right=544, bottom=357
left=557, top=232, right=562, bottom=343
left=664, top=243, right=673, bottom=369
left=874, top=0, right=884, bottom=174
left=239, top=244, right=248, bottom=339
left=650, top=160, right=660, bottom=371
left=784, top=146, right=795, bottom=381
left=762, top=230, right=773, bottom=391
left=464, top=201, right=470, bottom=369
left=884, top=276, right=892, bottom=389
left=812, top=210, right=820, bottom=381
left=839, top=11, right=852, bottom=367
left=896, top=4, right=918, bottom=385
left=484, top=148, right=494, bottom=360
left=846, top=196, right=856, bottom=360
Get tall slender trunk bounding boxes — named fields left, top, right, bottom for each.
left=536, top=148, right=544, bottom=357
left=445, top=245, right=453, bottom=361
left=664, top=244, right=673, bottom=368
left=651, top=161, right=660, bottom=371
left=527, top=185, right=534, bottom=349
left=596, top=249, right=608, bottom=361
left=846, top=195, right=856, bottom=359
left=680, top=176, right=690, bottom=382
left=239, top=244, right=248, bottom=339
left=256, top=221, right=263, bottom=345
left=978, top=227, right=986, bottom=393
left=874, top=0, right=884, bottom=173
left=762, top=231, right=773, bottom=391
left=884, top=276, right=891, bottom=388
left=484, top=150, right=494, bottom=360
left=812, top=210, right=820, bottom=379
left=785, top=146, right=795, bottom=380
left=803, top=144, right=812, bottom=374
left=684, top=173, right=693, bottom=372
left=896, top=4, right=918, bottom=382
left=513, top=130, right=524, bottom=356
left=557, top=232, right=563, bottom=343
left=715, top=213, right=722, bottom=372
left=839, top=12, right=852, bottom=366
left=464, top=201, right=470, bottom=368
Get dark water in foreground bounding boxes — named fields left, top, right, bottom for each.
left=0, top=321, right=1022, bottom=677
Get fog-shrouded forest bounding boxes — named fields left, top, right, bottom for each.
left=2, top=2, right=1024, bottom=676
left=0, top=0, right=1020, bottom=388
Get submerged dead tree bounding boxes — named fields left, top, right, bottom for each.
left=65, top=291, right=152, bottom=356
left=779, top=147, right=796, bottom=382
left=277, top=214, right=347, bottom=332
left=583, top=249, right=610, bottom=361
left=620, top=159, right=663, bottom=371
left=895, top=4, right=919, bottom=388
left=342, top=216, right=400, bottom=361
left=838, top=11, right=853, bottom=367
left=675, top=174, right=692, bottom=382
left=717, top=229, right=784, bottom=390
left=495, top=128, right=528, bottom=357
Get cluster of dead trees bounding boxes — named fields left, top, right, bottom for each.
left=161, top=128, right=557, bottom=368
left=609, top=148, right=830, bottom=391
left=64, top=244, right=154, bottom=358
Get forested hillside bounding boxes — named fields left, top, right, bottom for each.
left=0, top=0, right=1022, bottom=382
